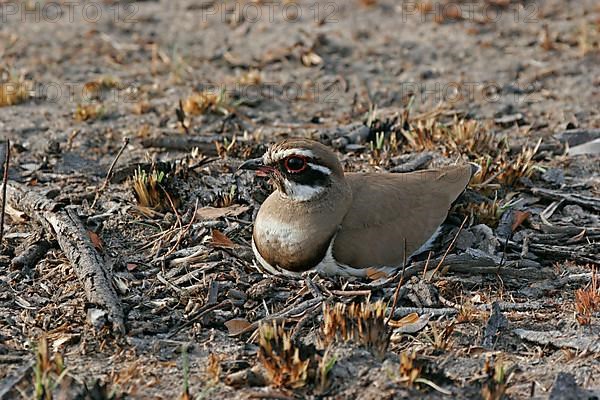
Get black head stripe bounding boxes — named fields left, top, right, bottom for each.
left=278, top=160, right=330, bottom=187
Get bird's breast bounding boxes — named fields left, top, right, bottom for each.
left=253, top=205, right=335, bottom=272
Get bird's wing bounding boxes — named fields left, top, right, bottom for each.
left=333, top=164, right=473, bottom=268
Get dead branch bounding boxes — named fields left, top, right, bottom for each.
left=141, top=134, right=222, bottom=153
left=405, top=251, right=555, bottom=281
left=531, top=187, right=600, bottom=212
left=6, top=182, right=126, bottom=334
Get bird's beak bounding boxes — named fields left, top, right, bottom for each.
left=238, top=158, right=273, bottom=177
left=238, top=158, right=264, bottom=171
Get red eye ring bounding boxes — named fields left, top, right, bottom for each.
left=283, top=155, right=308, bottom=173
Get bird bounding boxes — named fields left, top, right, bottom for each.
left=239, top=138, right=475, bottom=278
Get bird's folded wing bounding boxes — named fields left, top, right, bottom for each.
left=333, top=165, right=473, bottom=268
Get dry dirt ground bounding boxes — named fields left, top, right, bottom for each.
left=1, top=0, right=600, bottom=399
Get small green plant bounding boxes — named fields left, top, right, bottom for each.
left=130, top=167, right=178, bottom=212
left=317, top=350, right=336, bottom=393
left=33, top=336, right=68, bottom=400
left=481, top=357, right=510, bottom=400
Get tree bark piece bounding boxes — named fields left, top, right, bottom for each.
left=6, top=182, right=125, bottom=334
left=482, top=302, right=508, bottom=349
left=514, top=329, right=600, bottom=353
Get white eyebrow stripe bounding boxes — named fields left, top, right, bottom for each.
left=266, top=148, right=316, bottom=164
left=307, top=163, right=331, bottom=175
left=277, top=149, right=315, bottom=158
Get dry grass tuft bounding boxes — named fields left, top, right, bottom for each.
left=469, top=140, right=540, bottom=188
left=316, top=349, right=336, bottom=393
left=130, top=166, right=179, bottom=212
left=398, top=351, right=421, bottom=386
left=258, top=321, right=311, bottom=389
left=206, top=353, right=222, bottom=384
left=182, top=89, right=230, bottom=116
left=402, top=117, right=498, bottom=159
left=320, top=301, right=389, bottom=358
left=430, top=321, right=455, bottom=351
left=73, top=104, right=105, bottom=122
left=212, top=186, right=238, bottom=208
left=215, top=136, right=254, bottom=159
left=495, top=139, right=540, bottom=186
left=0, top=77, right=29, bottom=107
left=236, top=69, right=262, bottom=86
left=575, top=267, right=600, bottom=325
left=462, top=197, right=501, bottom=228
left=83, top=76, right=121, bottom=100
left=457, top=300, right=485, bottom=324
left=399, top=114, right=540, bottom=188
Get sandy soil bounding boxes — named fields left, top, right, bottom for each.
left=1, top=0, right=599, bottom=399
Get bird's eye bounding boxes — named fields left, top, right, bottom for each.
left=284, top=156, right=307, bottom=173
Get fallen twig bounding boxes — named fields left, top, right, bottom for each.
left=391, top=307, right=458, bottom=318
left=429, top=216, right=468, bottom=281
left=91, top=137, right=129, bottom=208
left=6, top=182, right=125, bottom=334
left=0, top=139, right=9, bottom=247
left=405, top=252, right=554, bottom=281
left=531, top=187, right=600, bottom=212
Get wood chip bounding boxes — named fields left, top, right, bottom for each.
left=196, top=204, right=250, bottom=220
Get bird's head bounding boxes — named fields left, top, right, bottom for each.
left=239, top=139, right=345, bottom=202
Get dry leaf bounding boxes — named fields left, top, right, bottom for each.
left=211, top=229, right=236, bottom=248
left=88, top=230, right=103, bottom=250
left=196, top=204, right=250, bottom=220
left=511, top=210, right=530, bottom=232
left=126, top=263, right=138, bottom=272
left=391, top=314, right=431, bottom=336
left=366, top=267, right=390, bottom=280
left=225, top=318, right=253, bottom=336
left=388, top=312, right=419, bottom=328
